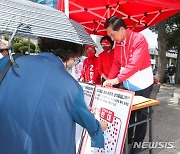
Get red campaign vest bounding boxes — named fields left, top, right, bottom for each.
left=80, top=56, right=101, bottom=84
left=98, top=49, right=114, bottom=77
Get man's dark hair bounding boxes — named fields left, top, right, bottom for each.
left=104, top=16, right=127, bottom=31
left=100, top=36, right=114, bottom=48
left=38, top=37, right=85, bottom=62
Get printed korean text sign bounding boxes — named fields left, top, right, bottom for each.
left=76, top=82, right=96, bottom=153
left=78, top=82, right=96, bottom=106
left=80, top=85, right=134, bottom=154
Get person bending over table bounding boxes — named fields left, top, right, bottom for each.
left=103, top=16, right=153, bottom=154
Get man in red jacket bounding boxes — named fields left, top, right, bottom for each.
left=103, top=16, right=153, bottom=154
left=80, top=45, right=101, bottom=84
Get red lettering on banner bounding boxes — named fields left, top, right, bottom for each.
left=99, top=107, right=114, bottom=123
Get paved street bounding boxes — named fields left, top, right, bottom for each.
left=142, top=84, right=180, bottom=154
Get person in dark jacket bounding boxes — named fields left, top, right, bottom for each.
left=168, top=63, right=176, bottom=84
left=0, top=37, right=106, bottom=154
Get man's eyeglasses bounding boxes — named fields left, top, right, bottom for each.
left=101, top=43, right=111, bottom=47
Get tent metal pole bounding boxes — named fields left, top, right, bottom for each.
left=64, top=0, right=69, bottom=17
left=28, top=36, right=30, bottom=55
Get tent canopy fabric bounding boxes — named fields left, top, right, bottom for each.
left=0, top=0, right=96, bottom=46
left=57, top=0, right=180, bottom=36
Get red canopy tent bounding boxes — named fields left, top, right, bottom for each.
left=57, top=0, right=180, bottom=36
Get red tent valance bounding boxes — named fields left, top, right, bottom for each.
left=57, top=0, right=180, bottom=35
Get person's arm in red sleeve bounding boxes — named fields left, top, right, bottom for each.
left=108, top=46, right=121, bottom=79
left=117, top=36, right=148, bottom=83
left=98, top=53, right=107, bottom=80
left=98, top=53, right=103, bottom=76
left=80, top=59, right=86, bottom=81
left=92, top=58, right=101, bottom=84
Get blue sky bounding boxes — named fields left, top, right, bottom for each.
left=140, top=28, right=158, bottom=48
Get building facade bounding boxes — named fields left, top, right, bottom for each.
left=149, top=46, right=177, bottom=69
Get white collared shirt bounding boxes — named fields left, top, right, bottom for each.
left=0, top=53, right=3, bottom=59
left=120, top=38, right=126, bottom=47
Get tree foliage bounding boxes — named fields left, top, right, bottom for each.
left=150, top=13, right=180, bottom=51
left=13, top=38, right=37, bottom=53
left=2, top=36, right=38, bottom=53
left=150, top=13, right=180, bottom=84
left=166, top=13, right=180, bottom=51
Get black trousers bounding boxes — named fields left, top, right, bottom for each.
left=128, top=84, right=153, bottom=143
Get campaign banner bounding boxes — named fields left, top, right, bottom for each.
left=76, top=82, right=96, bottom=153
left=78, top=82, right=96, bottom=106
left=80, top=85, right=134, bottom=154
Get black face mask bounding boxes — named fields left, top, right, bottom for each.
left=102, top=46, right=111, bottom=52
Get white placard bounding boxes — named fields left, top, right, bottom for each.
left=80, top=85, right=134, bottom=154
left=76, top=82, right=96, bottom=153
left=78, top=82, right=96, bottom=106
